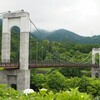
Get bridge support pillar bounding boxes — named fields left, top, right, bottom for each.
left=17, top=70, right=30, bottom=91
left=91, top=48, right=100, bottom=78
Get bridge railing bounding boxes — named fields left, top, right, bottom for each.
left=0, top=60, right=99, bottom=69
left=29, top=61, right=99, bottom=68
left=0, top=60, right=19, bottom=69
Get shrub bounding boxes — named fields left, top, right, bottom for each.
left=0, top=84, right=20, bottom=100
left=47, top=70, right=67, bottom=91
left=78, top=76, right=90, bottom=92
left=19, top=88, right=93, bottom=100
left=31, top=73, right=47, bottom=91
left=66, top=77, right=80, bottom=89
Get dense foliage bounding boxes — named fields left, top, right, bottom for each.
left=47, top=70, right=67, bottom=91
left=1, top=71, right=100, bottom=99
left=0, top=84, right=93, bottom=100
left=29, top=39, right=100, bottom=62
left=31, top=70, right=100, bottom=98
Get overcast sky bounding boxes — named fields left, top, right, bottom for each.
left=0, top=0, right=100, bottom=36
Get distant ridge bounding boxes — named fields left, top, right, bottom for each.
left=32, top=29, right=100, bottom=44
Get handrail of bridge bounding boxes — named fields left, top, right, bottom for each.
left=0, top=62, right=99, bottom=69
left=0, top=62, right=19, bottom=69
left=29, top=62, right=99, bottom=68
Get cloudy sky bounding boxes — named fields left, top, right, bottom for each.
left=0, top=0, right=100, bottom=36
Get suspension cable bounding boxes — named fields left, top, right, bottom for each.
left=43, top=48, right=65, bottom=63
left=29, top=18, right=45, bottom=62
left=81, top=53, right=91, bottom=63
left=84, top=59, right=92, bottom=64
left=29, top=18, right=43, bottom=36
left=29, top=18, right=93, bottom=65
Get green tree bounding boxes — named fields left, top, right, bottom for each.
left=31, top=73, right=47, bottom=91
left=59, top=68, right=83, bottom=77
left=78, top=76, right=90, bottom=92
left=47, top=70, right=67, bottom=91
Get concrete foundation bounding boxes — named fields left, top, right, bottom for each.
left=0, top=70, right=30, bottom=91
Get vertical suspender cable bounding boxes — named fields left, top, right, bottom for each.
left=29, top=20, right=32, bottom=63
left=36, top=42, right=38, bottom=63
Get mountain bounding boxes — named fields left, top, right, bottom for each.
left=46, top=29, right=83, bottom=42
left=32, top=29, right=100, bottom=44
left=31, top=30, right=50, bottom=39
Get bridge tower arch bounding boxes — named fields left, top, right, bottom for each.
left=0, top=10, right=30, bottom=91
left=92, top=48, right=100, bottom=78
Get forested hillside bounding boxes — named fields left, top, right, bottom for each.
left=32, top=29, right=100, bottom=44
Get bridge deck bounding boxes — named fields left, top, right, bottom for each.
left=0, top=62, right=98, bottom=69
left=29, top=63, right=99, bottom=68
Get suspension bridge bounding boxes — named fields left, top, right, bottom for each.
left=0, top=11, right=99, bottom=69
left=0, top=10, right=99, bottom=91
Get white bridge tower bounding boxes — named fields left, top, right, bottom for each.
left=0, top=10, right=30, bottom=90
